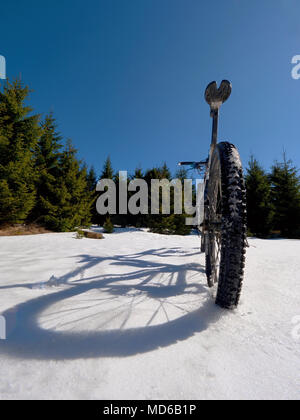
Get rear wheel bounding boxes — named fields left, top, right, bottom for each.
left=205, top=142, right=247, bottom=309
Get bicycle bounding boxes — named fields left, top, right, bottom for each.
left=179, top=80, right=247, bottom=309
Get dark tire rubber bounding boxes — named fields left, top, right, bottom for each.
left=206, top=142, right=247, bottom=309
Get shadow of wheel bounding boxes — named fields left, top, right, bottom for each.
left=0, top=280, right=224, bottom=360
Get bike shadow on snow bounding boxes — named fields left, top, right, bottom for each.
left=0, top=247, right=226, bottom=361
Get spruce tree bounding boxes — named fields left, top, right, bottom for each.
left=100, top=156, right=114, bottom=179
left=44, top=140, right=92, bottom=231
left=146, top=164, right=191, bottom=235
left=0, top=79, right=41, bottom=224
left=144, top=166, right=165, bottom=230
left=133, top=167, right=143, bottom=179
left=103, top=217, right=114, bottom=233
left=160, top=162, right=171, bottom=180
left=31, top=113, right=62, bottom=224
left=270, top=155, right=300, bottom=238
left=86, top=166, right=97, bottom=192
left=96, top=156, right=115, bottom=226
left=128, top=167, right=145, bottom=227
left=175, top=167, right=188, bottom=182
left=113, top=170, right=129, bottom=227
left=245, top=156, right=274, bottom=237
left=86, top=165, right=98, bottom=224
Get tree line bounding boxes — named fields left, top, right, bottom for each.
left=0, top=80, right=93, bottom=231
left=1, top=79, right=300, bottom=238
left=95, top=157, right=192, bottom=235
left=0, top=79, right=191, bottom=235
left=245, top=155, right=300, bottom=238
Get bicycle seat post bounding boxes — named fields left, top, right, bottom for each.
left=211, top=108, right=219, bottom=147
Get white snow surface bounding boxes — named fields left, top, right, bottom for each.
left=0, top=228, right=299, bottom=400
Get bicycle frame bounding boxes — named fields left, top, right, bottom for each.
left=178, top=80, right=232, bottom=231
left=179, top=80, right=247, bottom=308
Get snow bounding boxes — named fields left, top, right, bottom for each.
left=0, top=228, right=299, bottom=400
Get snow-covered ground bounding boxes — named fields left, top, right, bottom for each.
left=0, top=228, right=299, bottom=400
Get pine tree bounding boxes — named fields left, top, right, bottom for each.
left=86, top=166, right=97, bottom=192
left=113, top=170, right=129, bottom=227
left=86, top=165, right=98, bottom=224
left=128, top=167, right=146, bottom=227
left=100, top=156, right=114, bottom=179
left=31, top=113, right=62, bottom=224
left=175, top=166, right=188, bottom=182
left=270, top=155, right=300, bottom=238
left=160, top=162, right=171, bottom=180
left=144, top=166, right=165, bottom=230
left=103, top=217, right=114, bottom=233
left=146, top=164, right=191, bottom=235
left=133, top=167, right=143, bottom=179
left=43, top=140, right=92, bottom=231
left=245, top=156, right=274, bottom=237
left=96, top=156, right=115, bottom=226
left=0, top=79, right=41, bottom=224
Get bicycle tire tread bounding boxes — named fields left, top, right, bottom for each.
left=215, top=142, right=247, bottom=308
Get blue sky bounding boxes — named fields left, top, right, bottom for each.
left=1, top=0, right=300, bottom=177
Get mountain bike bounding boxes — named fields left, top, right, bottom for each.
left=179, top=80, right=247, bottom=309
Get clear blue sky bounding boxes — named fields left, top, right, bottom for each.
left=1, top=0, right=300, bottom=177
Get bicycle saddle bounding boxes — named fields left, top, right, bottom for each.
left=205, top=80, right=232, bottom=110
